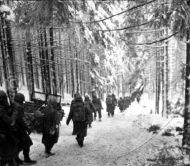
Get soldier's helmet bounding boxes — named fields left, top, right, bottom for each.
left=47, top=97, right=57, bottom=109
left=14, top=93, right=25, bottom=103
left=84, top=94, right=90, bottom=101
left=75, top=93, right=83, bottom=102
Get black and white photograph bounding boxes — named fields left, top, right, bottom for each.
left=0, top=0, right=189, bottom=165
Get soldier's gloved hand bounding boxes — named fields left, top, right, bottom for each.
left=66, top=119, right=69, bottom=126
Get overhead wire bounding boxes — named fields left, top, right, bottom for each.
left=70, top=0, right=158, bottom=24
left=96, top=19, right=154, bottom=32
left=121, top=31, right=179, bottom=46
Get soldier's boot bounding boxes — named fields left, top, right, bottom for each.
left=79, top=141, right=83, bottom=147
left=45, top=145, right=55, bottom=157
left=23, top=148, right=37, bottom=164
left=24, top=157, right=37, bottom=165
left=15, top=157, right=23, bottom=165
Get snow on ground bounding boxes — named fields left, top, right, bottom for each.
left=25, top=99, right=182, bottom=166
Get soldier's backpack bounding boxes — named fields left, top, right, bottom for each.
left=106, top=96, right=112, bottom=105
left=92, top=98, right=102, bottom=110
left=72, top=102, right=86, bottom=122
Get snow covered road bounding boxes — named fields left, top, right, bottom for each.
left=27, top=102, right=178, bottom=166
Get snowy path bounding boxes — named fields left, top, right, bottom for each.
left=27, top=102, right=175, bottom=166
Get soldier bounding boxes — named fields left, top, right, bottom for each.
left=66, top=93, right=90, bottom=147
left=92, top=93, right=103, bottom=121
left=42, top=98, right=60, bottom=157
left=0, top=90, right=18, bottom=166
left=110, top=94, right=117, bottom=117
left=84, top=94, right=95, bottom=128
left=106, top=94, right=113, bottom=117
left=13, top=93, right=36, bottom=165
left=118, top=97, right=124, bottom=112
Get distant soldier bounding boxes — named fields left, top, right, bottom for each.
left=92, top=93, right=103, bottom=121
left=112, top=94, right=117, bottom=106
left=118, top=97, right=124, bottom=112
left=111, top=94, right=117, bottom=117
left=84, top=94, right=95, bottom=128
left=66, top=93, right=90, bottom=147
left=124, top=96, right=131, bottom=110
left=106, top=94, right=113, bottom=117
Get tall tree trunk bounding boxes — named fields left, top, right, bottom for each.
left=58, top=28, right=64, bottom=97
left=49, top=27, right=57, bottom=95
left=4, top=19, right=17, bottom=101
left=163, top=27, right=169, bottom=117
left=69, top=37, right=75, bottom=96
left=76, top=52, right=79, bottom=92
left=44, top=28, right=51, bottom=94
left=65, top=51, right=69, bottom=93
left=38, top=28, right=45, bottom=92
left=161, top=45, right=165, bottom=116
left=33, top=30, right=40, bottom=89
left=183, top=28, right=190, bottom=147
left=155, top=34, right=160, bottom=114
left=71, top=59, right=75, bottom=97
left=0, top=15, right=8, bottom=91
left=25, top=37, right=34, bottom=100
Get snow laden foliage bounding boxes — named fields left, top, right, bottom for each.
left=73, top=1, right=129, bottom=94
left=0, top=4, right=15, bottom=21
left=81, top=0, right=150, bottom=94
left=10, top=0, right=159, bottom=95
left=151, top=0, right=190, bottom=38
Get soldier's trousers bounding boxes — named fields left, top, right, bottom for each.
left=94, top=109, right=102, bottom=119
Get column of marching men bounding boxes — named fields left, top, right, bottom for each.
left=0, top=89, right=139, bottom=166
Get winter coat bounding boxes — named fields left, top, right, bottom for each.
left=42, top=99, right=60, bottom=147
left=0, top=103, right=18, bottom=161
left=112, top=95, right=117, bottom=107
left=92, top=97, right=102, bottom=111
left=106, top=95, right=115, bottom=113
left=124, top=97, right=131, bottom=109
left=67, top=96, right=90, bottom=137
left=118, top=98, right=124, bottom=111
left=13, top=101, right=33, bottom=150
left=84, top=98, right=95, bottom=124
left=106, top=104, right=113, bottom=113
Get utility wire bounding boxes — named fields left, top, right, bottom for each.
left=121, top=31, right=179, bottom=46
left=123, top=28, right=165, bottom=34
left=70, top=0, right=158, bottom=24
left=96, top=19, right=154, bottom=32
